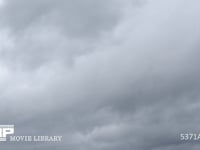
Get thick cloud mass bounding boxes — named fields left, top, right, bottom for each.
left=0, top=0, right=200, bottom=149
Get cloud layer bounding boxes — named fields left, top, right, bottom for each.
left=0, top=0, right=200, bottom=149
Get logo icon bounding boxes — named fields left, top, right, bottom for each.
left=0, top=125, right=14, bottom=141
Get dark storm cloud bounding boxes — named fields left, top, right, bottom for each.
left=0, top=0, right=122, bottom=69
left=0, top=0, right=200, bottom=150
left=0, top=0, right=120, bottom=37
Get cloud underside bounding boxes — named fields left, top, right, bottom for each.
left=0, top=0, right=200, bottom=149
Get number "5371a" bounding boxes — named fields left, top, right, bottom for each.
left=180, top=133, right=200, bottom=141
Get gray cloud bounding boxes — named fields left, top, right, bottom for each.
left=0, top=0, right=122, bottom=69
left=0, top=0, right=121, bottom=37
left=0, top=0, right=200, bottom=150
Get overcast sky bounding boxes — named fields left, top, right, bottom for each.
left=0, top=0, right=200, bottom=149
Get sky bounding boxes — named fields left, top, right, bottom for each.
left=0, top=0, right=200, bottom=149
